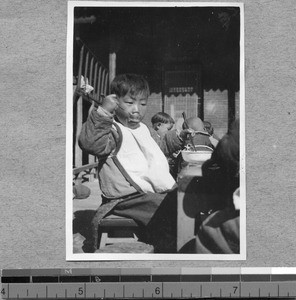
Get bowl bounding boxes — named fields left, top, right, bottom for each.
left=181, top=149, right=212, bottom=164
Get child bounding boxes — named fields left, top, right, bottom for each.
left=150, top=112, right=179, bottom=179
left=183, top=116, right=214, bottom=150
left=79, top=73, right=191, bottom=253
left=180, top=120, right=240, bottom=254
left=151, top=112, right=175, bottom=138
left=203, top=120, right=220, bottom=147
left=201, top=118, right=240, bottom=218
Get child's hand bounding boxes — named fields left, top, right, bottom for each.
left=101, top=94, right=118, bottom=115
left=178, top=128, right=195, bottom=141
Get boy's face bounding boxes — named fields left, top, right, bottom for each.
left=157, top=123, right=173, bottom=138
left=115, top=92, right=148, bottom=129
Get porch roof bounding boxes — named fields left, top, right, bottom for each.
left=74, top=6, right=240, bottom=93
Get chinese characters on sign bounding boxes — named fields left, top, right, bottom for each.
left=169, top=87, right=194, bottom=94
left=164, top=69, right=201, bottom=96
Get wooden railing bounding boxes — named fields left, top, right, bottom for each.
left=73, top=39, right=109, bottom=180
left=73, top=162, right=98, bottom=185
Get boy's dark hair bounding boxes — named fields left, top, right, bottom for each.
left=151, top=112, right=175, bottom=125
left=110, top=73, right=150, bottom=98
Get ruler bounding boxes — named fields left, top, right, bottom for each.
left=1, top=268, right=296, bottom=299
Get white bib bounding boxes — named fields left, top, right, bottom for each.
left=115, top=122, right=176, bottom=193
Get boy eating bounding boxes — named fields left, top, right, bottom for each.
left=79, top=73, right=191, bottom=253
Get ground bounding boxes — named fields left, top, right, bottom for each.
left=73, top=180, right=102, bottom=253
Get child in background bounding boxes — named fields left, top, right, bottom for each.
left=183, top=116, right=214, bottom=150
left=151, top=112, right=175, bottom=138
left=203, top=120, right=220, bottom=147
left=79, top=73, right=192, bottom=253
left=180, top=119, right=240, bottom=254
left=195, top=119, right=240, bottom=253
left=150, top=112, right=179, bottom=179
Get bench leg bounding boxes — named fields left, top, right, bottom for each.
left=99, top=232, right=108, bottom=248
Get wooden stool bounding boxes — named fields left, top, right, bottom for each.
left=98, top=214, right=140, bottom=249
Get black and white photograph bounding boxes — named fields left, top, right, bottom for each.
left=66, top=1, right=245, bottom=260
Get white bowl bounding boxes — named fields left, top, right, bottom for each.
left=181, top=149, right=212, bottom=163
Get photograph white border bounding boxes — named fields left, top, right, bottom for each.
left=66, top=1, right=246, bottom=261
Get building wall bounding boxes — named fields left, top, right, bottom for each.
left=204, top=89, right=229, bottom=139
left=142, top=93, right=162, bottom=126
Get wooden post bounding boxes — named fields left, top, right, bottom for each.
left=109, top=52, right=116, bottom=91
left=161, top=67, right=165, bottom=113
left=75, top=95, right=83, bottom=168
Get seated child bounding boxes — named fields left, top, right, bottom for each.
left=203, top=120, right=220, bottom=147
left=151, top=112, right=175, bottom=138
left=201, top=119, right=240, bottom=217
left=183, top=116, right=214, bottom=150
left=150, top=112, right=179, bottom=179
left=78, top=73, right=191, bottom=253
left=180, top=119, right=240, bottom=254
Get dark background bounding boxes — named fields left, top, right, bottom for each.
left=73, top=6, right=240, bottom=93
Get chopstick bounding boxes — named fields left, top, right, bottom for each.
left=182, top=112, right=197, bottom=152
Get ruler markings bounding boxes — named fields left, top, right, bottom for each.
left=3, top=282, right=296, bottom=299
